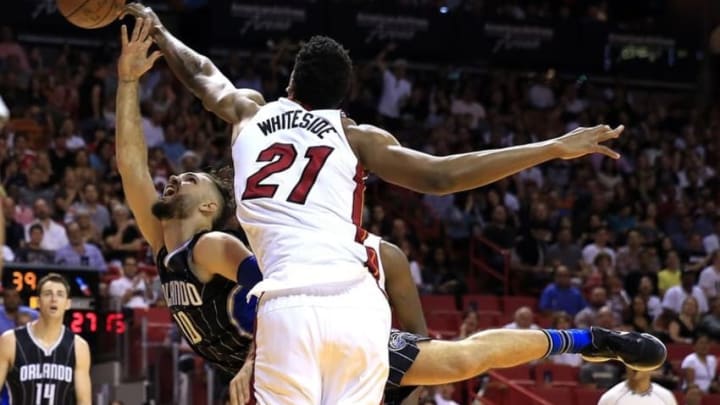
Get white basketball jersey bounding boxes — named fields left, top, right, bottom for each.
left=363, top=232, right=386, bottom=293
left=233, top=98, right=372, bottom=295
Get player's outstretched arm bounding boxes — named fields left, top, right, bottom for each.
left=192, top=232, right=254, bottom=283
left=345, top=122, right=623, bottom=195
left=380, top=241, right=428, bottom=336
left=73, top=336, right=92, bottom=405
left=122, top=3, right=264, bottom=125
left=116, top=18, right=165, bottom=253
left=0, top=331, right=15, bottom=388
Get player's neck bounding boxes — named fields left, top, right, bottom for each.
left=30, top=319, right=64, bottom=344
left=627, top=378, right=651, bottom=394
left=162, top=218, right=211, bottom=252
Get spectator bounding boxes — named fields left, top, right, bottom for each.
left=17, top=166, right=54, bottom=207
left=615, top=229, right=644, bottom=276
left=669, top=297, right=700, bottom=344
left=24, top=198, right=68, bottom=251
left=548, top=312, right=583, bottom=367
left=658, top=250, right=683, bottom=296
left=0, top=27, right=29, bottom=72
left=636, top=275, right=663, bottom=319
left=539, top=265, right=586, bottom=316
left=662, top=268, right=709, bottom=315
left=699, top=250, right=720, bottom=300
left=3, top=197, right=24, bottom=250
left=69, top=183, right=111, bottom=231
left=450, top=87, right=485, bottom=129
left=703, top=216, right=720, bottom=254
left=376, top=44, right=411, bottom=130
left=546, top=226, right=582, bottom=272
left=14, top=224, right=54, bottom=264
left=598, top=369, right=677, bottom=405
left=458, top=310, right=480, bottom=339
left=624, top=295, right=652, bottom=333
left=606, top=275, right=631, bottom=322
left=681, top=332, right=718, bottom=393
left=108, top=256, right=152, bottom=309
left=685, top=384, right=703, bottom=405
left=504, top=306, right=539, bottom=330
left=433, top=384, right=459, bottom=405
left=426, top=247, right=462, bottom=294
left=0, top=289, right=38, bottom=334
left=54, top=221, right=107, bottom=271
left=575, top=287, right=610, bottom=328
left=74, top=208, right=102, bottom=246
left=582, top=226, right=616, bottom=267
left=102, top=203, right=143, bottom=263
left=511, top=207, right=553, bottom=294
left=699, top=298, right=720, bottom=342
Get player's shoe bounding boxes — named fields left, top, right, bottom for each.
left=581, top=327, right=667, bottom=371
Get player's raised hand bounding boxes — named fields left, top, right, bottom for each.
left=553, top=124, right=624, bottom=160
left=229, top=357, right=253, bottom=405
left=120, top=3, right=164, bottom=36
left=118, top=17, right=162, bottom=82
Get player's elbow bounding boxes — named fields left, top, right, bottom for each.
left=419, top=170, right=456, bottom=195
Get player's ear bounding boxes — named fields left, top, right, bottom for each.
left=199, top=201, right=218, bottom=215
left=65, top=298, right=72, bottom=310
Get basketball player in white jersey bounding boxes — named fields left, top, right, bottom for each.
left=0, top=274, right=92, bottom=405
left=123, top=5, right=626, bottom=404
left=598, top=369, right=677, bottom=405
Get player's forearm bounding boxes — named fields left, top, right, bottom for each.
left=115, top=80, right=149, bottom=172
left=433, top=140, right=561, bottom=194
left=153, top=28, right=227, bottom=106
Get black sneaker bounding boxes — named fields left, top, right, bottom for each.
left=581, top=327, right=667, bottom=371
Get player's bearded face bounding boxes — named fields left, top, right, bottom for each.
left=151, top=193, right=194, bottom=220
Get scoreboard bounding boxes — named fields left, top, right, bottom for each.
left=1, top=264, right=126, bottom=347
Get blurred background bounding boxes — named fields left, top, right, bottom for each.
left=2, top=0, right=720, bottom=404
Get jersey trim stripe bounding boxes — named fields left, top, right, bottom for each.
left=351, top=162, right=365, bottom=240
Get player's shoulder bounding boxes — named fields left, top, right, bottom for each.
left=650, top=383, right=676, bottom=404
left=597, top=381, right=626, bottom=402
left=0, top=329, right=16, bottom=354
left=73, top=335, right=90, bottom=357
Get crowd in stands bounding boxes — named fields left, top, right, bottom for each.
left=0, top=4, right=718, bottom=400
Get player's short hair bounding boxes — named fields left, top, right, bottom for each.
left=207, top=166, right=236, bottom=230
left=37, top=273, right=71, bottom=296
left=292, top=36, right=353, bottom=109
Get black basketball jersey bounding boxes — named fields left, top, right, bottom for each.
left=5, top=325, right=76, bottom=405
left=156, top=232, right=253, bottom=375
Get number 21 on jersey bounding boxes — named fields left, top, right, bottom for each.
left=242, top=143, right=334, bottom=204
left=35, top=383, right=55, bottom=405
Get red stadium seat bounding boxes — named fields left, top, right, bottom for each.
left=495, top=364, right=534, bottom=386
left=476, top=311, right=501, bottom=329
left=534, top=363, right=580, bottom=387
left=463, top=294, right=501, bottom=312
left=575, top=387, right=603, bottom=405
left=666, top=343, right=693, bottom=361
left=426, top=310, right=462, bottom=334
left=420, top=294, right=457, bottom=313
left=531, top=386, right=574, bottom=404
left=703, top=394, right=720, bottom=405
left=502, top=296, right=538, bottom=314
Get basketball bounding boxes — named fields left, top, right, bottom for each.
left=56, top=0, right=126, bottom=29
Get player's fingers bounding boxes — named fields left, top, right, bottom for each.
left=131, top=18, right=143, bottom=42
left=147, top=50, right=163, bottom=66
left=229, top=380, right=239, bottom=405
left=241, top=377, right=250, bottom=403
left=138, top=14, right=153, bottom=42
left=120, top=25, right=128, bottom=48
left=594, top=145, right=620, bottom=159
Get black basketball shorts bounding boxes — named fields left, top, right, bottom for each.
left=384, top=329, right=431, bottom=405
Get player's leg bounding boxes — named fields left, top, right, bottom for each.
left=401, top=329, right=548, bottom=385
left=252, top=296, right=322, bottom=405
left=401, top=327, right=667, bottom=386
left=319, top=276, right=391, bottom=405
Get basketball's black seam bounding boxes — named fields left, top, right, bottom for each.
left=89, top=0, right=119, bottom=29
left=62, top=0, right=92, bottom=19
